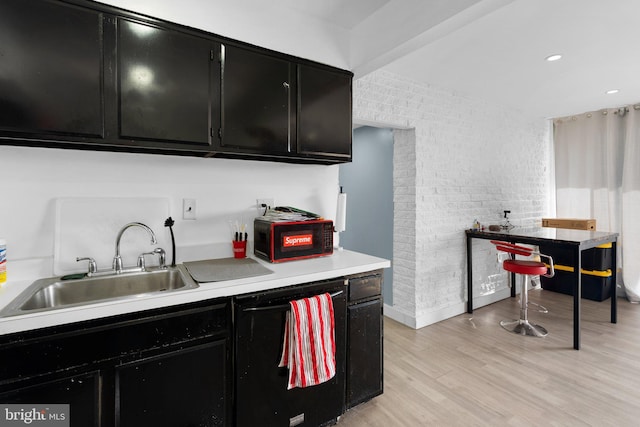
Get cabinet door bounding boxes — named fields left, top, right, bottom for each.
left=220, top=44, right=293, bottom=154
left=0, top=0, right=104, bottom=139
left=347, top=298, right=383, bottom=408
left=297, top=64, right=352, bottom=160
left=115, top=341, right=228, bottom=427
left=118, top=18, right=217, bottom=149
left=0, top=371, right=101, bottom=427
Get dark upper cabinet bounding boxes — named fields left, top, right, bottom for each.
left=117, top=18, right=218, bottom=150
left=220, top=44, right=294, bottom=155
left=298, top=64, right=352, bottom=160
left=0, top=0, right=104, bottom=139
left=0, top=0, right=352, bottom=163
left=218, top=46, right=353, bottom=163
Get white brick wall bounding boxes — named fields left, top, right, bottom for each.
left=354, top=70, right=552, bottom=328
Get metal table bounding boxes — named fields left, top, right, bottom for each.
left=466, top=227, right=618, bottom=350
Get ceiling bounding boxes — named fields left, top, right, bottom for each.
left=283, top=0, right=640, bottom=119
left=278, top=0, right=389, bottom=30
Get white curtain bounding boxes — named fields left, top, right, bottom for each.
left=554, top=105, right=640, bottom=302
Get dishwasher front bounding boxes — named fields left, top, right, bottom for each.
left=233, top=278, right=347, bottom=427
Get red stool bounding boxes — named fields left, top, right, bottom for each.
left=491, top=241, right=555, bottom=337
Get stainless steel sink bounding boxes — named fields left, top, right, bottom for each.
left=0, top=265, right=199, bottom=317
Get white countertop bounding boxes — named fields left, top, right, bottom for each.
left=0, top=250, right=390, bottom=336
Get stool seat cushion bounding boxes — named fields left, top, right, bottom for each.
left=503, top=259, right=548, bottom=276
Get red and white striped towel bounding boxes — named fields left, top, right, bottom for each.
left=279, top=292, right=336, bottom=389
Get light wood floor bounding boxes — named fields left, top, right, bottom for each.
left=339, top=290, right=640, bottom=426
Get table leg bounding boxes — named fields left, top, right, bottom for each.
left=508, top=245, right=516, bottom=298
left=467, top=234, right=473, bottom=313
left=573, top=247, right=582, bottom=350
left=611, top=240, right=617, bottom=324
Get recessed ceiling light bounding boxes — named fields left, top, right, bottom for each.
left=606, top=89, right=620, bottom=95
left=545, top=54, right=562, bottom=62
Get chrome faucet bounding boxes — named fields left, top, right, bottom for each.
left=113, top=222, right=157, bottom=273
left=76, top=257, right=98, bottom=275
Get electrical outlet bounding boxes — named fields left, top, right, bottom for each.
left=183, top=198, right=196, bottom=220
left=256, top=198, right=274, bottom=215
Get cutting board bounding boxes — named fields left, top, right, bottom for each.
left=54, top=197, right=170, bottom=276
left=183, top=258, right=273, bottom=283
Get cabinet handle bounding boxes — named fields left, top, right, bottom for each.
left=284, top=81, right=291, bottom=152
left=349, top=274, right=381, bottom=283
left=241, top=290, right=343, bottom=312
left=219, top=44, right=226, bottom=142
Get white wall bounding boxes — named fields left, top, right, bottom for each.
left=354, top=70, right=553, bottom=328
left=96, top=0, right=350, bottom=69
left=0, top=146, right=338, bottom=279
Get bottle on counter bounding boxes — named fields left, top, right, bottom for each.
left=0, top=239, right=6, bottom=284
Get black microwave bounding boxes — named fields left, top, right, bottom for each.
left=254, top=218, right=334, bottom=263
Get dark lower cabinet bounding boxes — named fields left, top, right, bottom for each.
left=0, top=371, right=101, bottom=427
left=346, top=271, right=384, bottom=408
left=116, top=341, right=227, bottom=427
left=0, top=299, right=231, bottom=427
left=347, top=299, right=383, bottom=408
left=0, top=272, right=383, bottom=427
